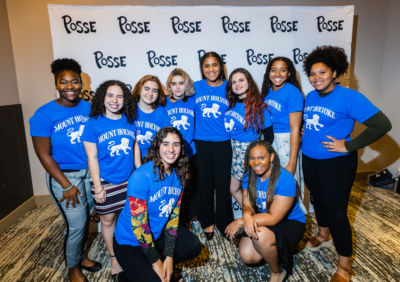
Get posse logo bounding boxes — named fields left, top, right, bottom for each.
left=93, top=51, right=127, bottom=69
left=170, top=16, right=202, bottom=34
left=147, top=50, right=178, bottom=68
left=62, top=15, right=96, bottom=34
left=221, top=16, right=251, bottom=33
left=246, top=49, right=274, bottom=66
left=292, top=48, right=308, bottom=64
left=269, top=16, right=298, bottom=33
left=316, top=16, right=344, bottom=32
left=197, top=50, right=227, bottom=64
left=117, top=16, right=150, bottom=34
left=79, top=90, right=95, bottom=102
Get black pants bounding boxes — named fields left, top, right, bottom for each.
left=113, top=226, right=201, bottom=282
left=194, top=140, right=233, bottom=232
left=302, top=152, right=357, bottom=257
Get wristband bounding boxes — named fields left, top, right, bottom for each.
left=62, top=184, right=74, bottom=192
left=95, top=187, right=104, bottom=195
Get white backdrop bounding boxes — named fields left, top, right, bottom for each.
left=48, top=5, right=354, bottom=99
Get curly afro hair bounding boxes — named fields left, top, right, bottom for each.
left=51, top=58, right=82, bottom=84
left=303, top=46, right=349, bottom=78
left=90, top=80, right=137, bottom=124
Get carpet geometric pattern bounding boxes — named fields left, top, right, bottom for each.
left=1, top=181, right=399, bottom=281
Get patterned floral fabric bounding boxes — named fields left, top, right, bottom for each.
left=231, top=139, right=252, bottom=180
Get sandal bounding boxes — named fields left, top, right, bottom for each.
left=305, top=235, right=333, bottom=252
left=330, top=261, right=352, bottom=282
left=270, top=268, right=287, bottom=282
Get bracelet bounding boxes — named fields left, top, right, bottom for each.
left=94, top=187, right=104, bottom=195
left=62, top=184, right=74, bottom=192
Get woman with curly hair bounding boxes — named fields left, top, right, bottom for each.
left=82, top=80, right=140, bottom=278
left=302, top=46, right=391, bottom=281
left=261, top=57, right=305, bottom=212
left=132, top=75, right=169, bottom=161
left=113, top=127, right=201, bottom=282
left=30, top=58, right=101, bottom=282
left=225, top=68, right=273, bottom=208
left=225, top=141, right=305, bottom=282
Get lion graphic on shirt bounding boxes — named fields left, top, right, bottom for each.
left=201, top=103, right=221, bottom=118
left=137, top=131, right=153, bottom=144
left=224, top=118, right=235, bottom=132
left=159, top=198, right=175, bottom=217
left=171, top=115, right=190, bottom=130
left=67, top=124, right=85, bottom=144
left=304, top=114, right=324, bottom=131
left=107, top=138, right=131, bottom=157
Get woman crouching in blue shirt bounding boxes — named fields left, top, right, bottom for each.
left=113, top=127, right=201, bottom=281
left=225, top=141, right=305, bottom=281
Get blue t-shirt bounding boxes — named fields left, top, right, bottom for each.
left=302, top=85, right=380, bottom=159
left=264, top=83, right=304, bottom=133
left=165, top=96, right=196, bottom=156
left=224, top=101, right=272, bottom=142
left=29, top=100, right=90, bottom=170
left=114, top=161, right=183, bottom=246
left=193, top=79, right=230, bottom=141
left=242, top=168, right=305, bottom=223
left=135, top=106, right=169, bottom=159
left=81, top=114, right=136, bottom=184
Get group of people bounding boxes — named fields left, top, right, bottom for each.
left=30, top=46, right=391, bottom=282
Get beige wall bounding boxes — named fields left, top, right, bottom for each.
left=0, top=0, right=19, bottom=106
left=5, top=0, right=400, bottom=195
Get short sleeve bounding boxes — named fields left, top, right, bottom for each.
left=30, top=110, right=52, bottom=137
left=346, top=91, right=380, bottom=123
left=127, top=169, right=151, bottom=200
left=274, top=171, right=296, bottom=197
left=81, top=119, right=97, bottom=143
left=263, top=109, right=272, bottom=128
left=241, top=173, right=249, bottom=190
left=287, top=88, right=304, bottom=113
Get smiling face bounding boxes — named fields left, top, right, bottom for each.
left=159, top=133, right=181, bottom=169
left=139, top=80, right=159, bottom=106
left=170, top=75, right=186, bottom=101
left=56, top=70, right=82, bottom=106
left=231, top=72, right=249, bottom=98
left=249, top=145, right=275, bottom=181
left=269, top=60, right=289, bottom=91
left=104, top=85, right=124, bottom=117
left=202, top=56, right=221, bottom=84
left=309, top=62, right=337, bottom=93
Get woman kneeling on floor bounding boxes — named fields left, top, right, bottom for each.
left=113, top=127, right=201, bottom=282
left=225, top=140, right=305, bottom=282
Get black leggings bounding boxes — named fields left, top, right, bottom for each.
left=302, top=152, right=357, bottom=257
left=113, top=226, right=201, bottom=282
left=194, top=140, right=233, bottom=232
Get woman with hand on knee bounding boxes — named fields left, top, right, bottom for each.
left=225, top=141, right=305, bottom=282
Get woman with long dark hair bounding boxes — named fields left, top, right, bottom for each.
left=193, top=51, right=233, bottom=240
left=113, top=127, right=201, bottom=281
left=225, top=68, right=272, bottom=207
left=82, top=80, right=140, bottom=278
left=30, top=58, right=101, bottom=282
left=302, top=46, right=391, bottom=281
left=225, top=141, right=305, bottom=281
left=261, top=57, right=305, bottom=211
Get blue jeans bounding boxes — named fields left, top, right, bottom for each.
left=46, top=169, right=93, bottom=268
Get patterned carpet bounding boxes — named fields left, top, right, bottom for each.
left=1, top=181, right=400, bottom=281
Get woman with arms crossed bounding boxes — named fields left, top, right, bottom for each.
left=113, top=127, right=201, bottom=282
left=302, top=46, right=391, bottom=281
left=225, top=68, right=273, bottom=207
left=82, top=80, right=140, bottom=279
left=225, top=141, right=305, bottom=282
left=30, top=58, right=101, bottom=282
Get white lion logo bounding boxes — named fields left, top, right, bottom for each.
left=107, top=138, right=131, bottom=157
left=159, top=198, right=175, bottom=217
left=67, top=124, right=85, bottom=144
left=171, top=115, right=190, bottom=130
left=137, top=131, right=153, bottom=144
left=201, top=103, right=221, bottom=118
left=224, top=118, right=235, bottom=132
left=305, top=114, right=324, bottom=131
